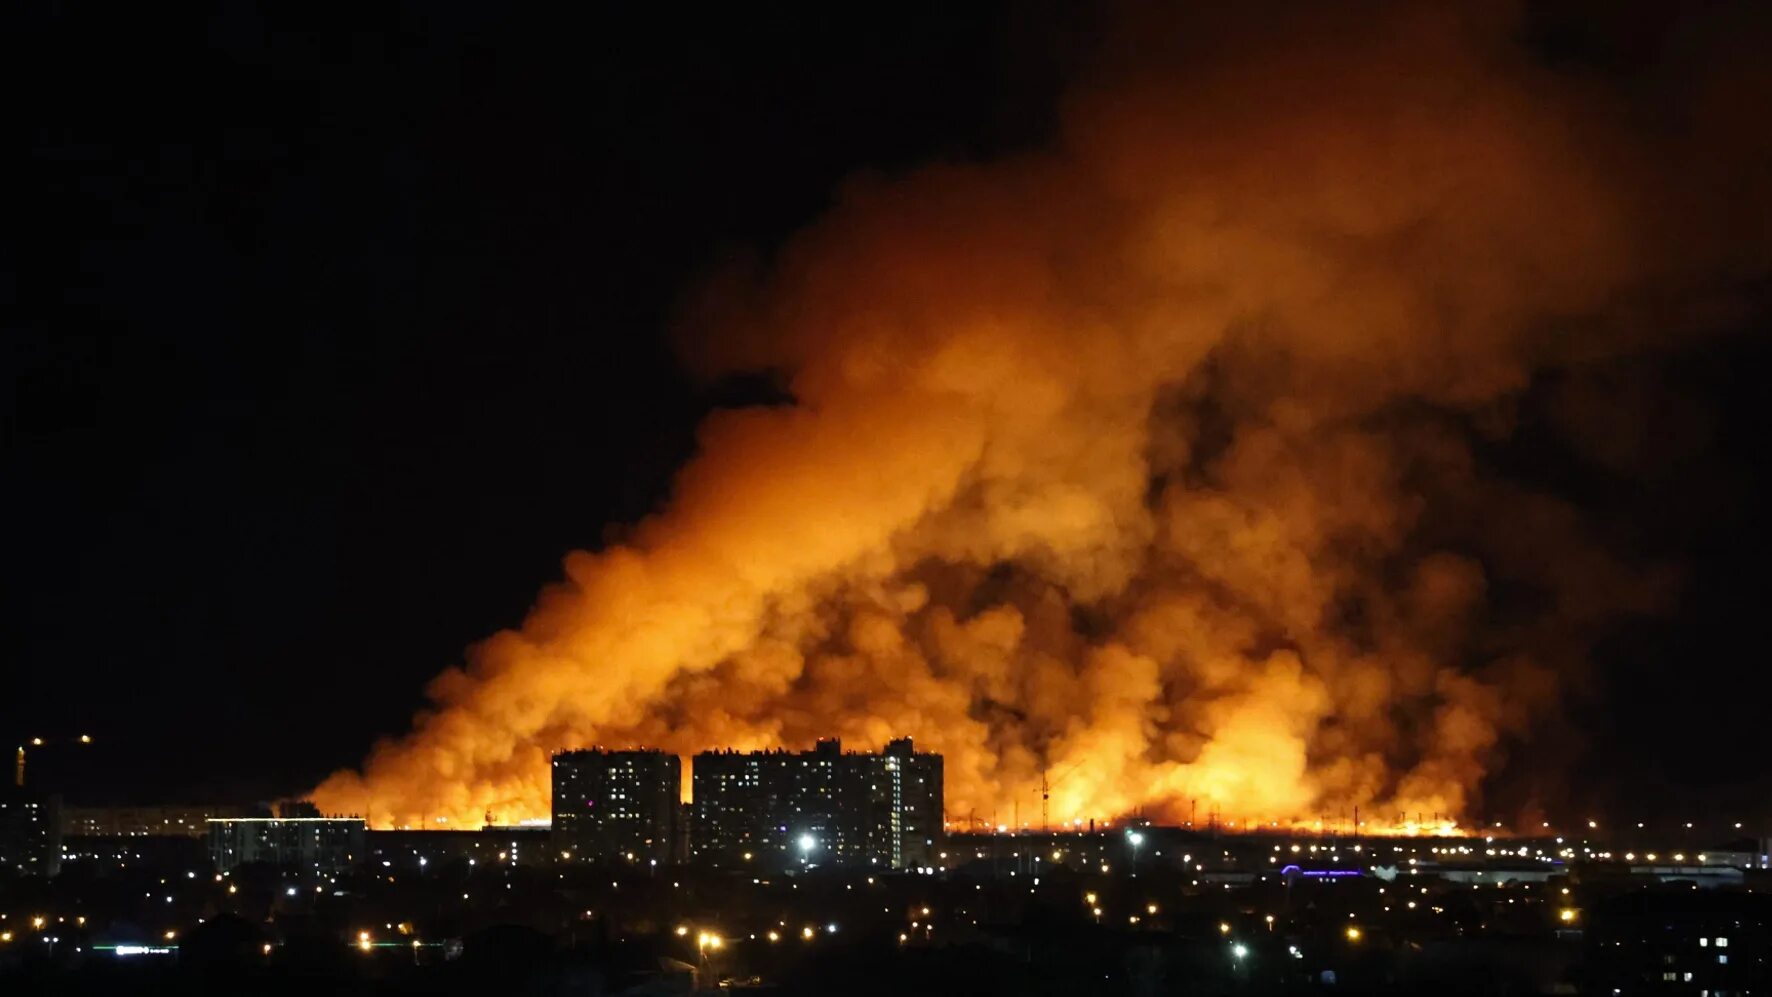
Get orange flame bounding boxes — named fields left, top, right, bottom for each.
left=314, top=3, right=1769, bottom=831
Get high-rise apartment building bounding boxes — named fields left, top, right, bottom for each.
left=692, top=737, right=942, bottom=870
left=551, top=749, right=681, bottom=865
left=0, top=788, right=61, bottom=877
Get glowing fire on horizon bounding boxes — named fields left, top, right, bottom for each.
left=313, top=5, right=1770, bottom=834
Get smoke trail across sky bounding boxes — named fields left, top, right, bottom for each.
left=314, top=2, right=1771, bottom=830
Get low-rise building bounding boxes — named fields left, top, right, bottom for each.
left=64, top=804, right=251, bottom=838
left=206, top=817, right=365, bottom=874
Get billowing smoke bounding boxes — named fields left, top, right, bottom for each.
left=314, top=3, right=1770, bottom=831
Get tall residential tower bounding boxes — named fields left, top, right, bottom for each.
left=551, top=748, right=681, bottom=865
left=692, top=737, right=942, bottom=870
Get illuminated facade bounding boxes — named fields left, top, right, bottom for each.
left=551, top=749, right=681, bottom=865
left=368, top=826, right=550, bottom=869
left=886, top=736, right=943, bottom=869
left=64, top=804, right=251, bottom=838
left=692, top=737, right=942, bottom=870
left=206, top=817, right=365, bottom=873
left=0, top=788, right=61, bottom=877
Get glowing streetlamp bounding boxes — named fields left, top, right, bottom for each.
left=798, top=833, right=817, bottom=866
left=1127, top=829, right=1145, bottom=876
left=694, top=931, right=723, bottom=979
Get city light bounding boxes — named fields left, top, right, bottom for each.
left=1559, top=909, right=1577, bottom=923
left=1346, top=927, right=1362, bottom=942
left=1232, top=943, right=1249, bottom=959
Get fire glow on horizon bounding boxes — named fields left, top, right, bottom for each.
left=314, top=4, right=1772, bottom=833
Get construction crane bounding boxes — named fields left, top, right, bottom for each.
left=1039, top=757, right=1090, bottom=832
left=14, top=733, right=93, bottom=788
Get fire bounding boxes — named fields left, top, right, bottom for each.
left=314, top=4, right=1770, bottom=831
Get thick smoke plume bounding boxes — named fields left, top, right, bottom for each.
left=315, top=3, right=1770, bottom=831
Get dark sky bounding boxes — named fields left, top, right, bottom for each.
left=4, top=2, right=1768, bottom=818
left=3, top=0, right=1065, bottom=804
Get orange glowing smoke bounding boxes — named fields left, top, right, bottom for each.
left=314, top=3, right=1771, bottom=830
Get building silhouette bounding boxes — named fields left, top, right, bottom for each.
left=0, top=787, right=61, bottom=876
left=551, top=748, right=680, bottom=865
left=206, top=817, right=365, bottom=874
left=692, top=737, right=941, bottom=870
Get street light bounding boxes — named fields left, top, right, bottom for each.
left=1127, top=829, right=1145, bottom=876
left=693, top=930, right=724, bottom=980
left=798, top=833, right=817, bottom=865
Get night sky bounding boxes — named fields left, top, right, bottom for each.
left=5, top=2, right=1769, bottom=819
